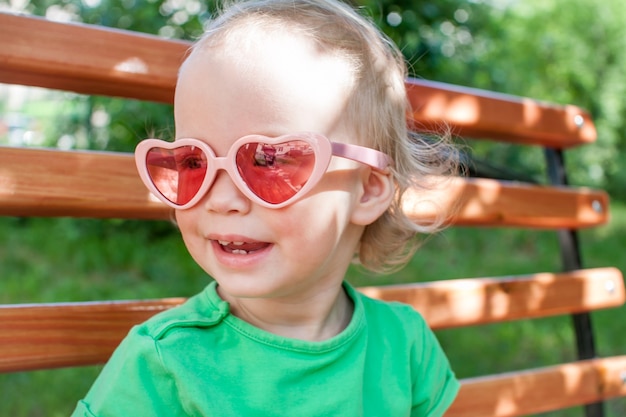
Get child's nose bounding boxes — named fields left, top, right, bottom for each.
left=202, top=171, right=251, bottom=214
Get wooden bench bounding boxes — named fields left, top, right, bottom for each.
left=1, top=12, right=625, bottom=417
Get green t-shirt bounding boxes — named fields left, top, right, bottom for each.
left=72, top=282, right=459, bottom=416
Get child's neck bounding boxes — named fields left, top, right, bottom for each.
left=219, top=284, right=354, bottom=342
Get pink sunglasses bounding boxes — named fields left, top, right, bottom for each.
left=134, top=132, right=391, bottom=209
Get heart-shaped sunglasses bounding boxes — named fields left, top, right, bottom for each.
left=134, top=132, right=392, bottom=209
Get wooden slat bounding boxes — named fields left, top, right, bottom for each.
left=0, top=147, right=168, bottom=219
left=0, top=298, right=185, bottom=372
left=406, top=79, right=596, bottom=148
left=403, top=176, right=610, bottom=229
left=0, top=12, right=187, bottom=104
left=0, top=147, right=610, bottom=228
left=0, top=13, right=595, bottom=148
left=0, top=267, right=621, bottom=372
left=360, top=267, right=624, bottom=329
left=448, top=356, right=626, bottom=417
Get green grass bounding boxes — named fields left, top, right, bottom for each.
left=1, top=203, right=626, bottom=416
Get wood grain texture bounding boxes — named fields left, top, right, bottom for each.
left=0, top=147, right=168, bottom=219
left=406, top=79, right=596, bottom=148
left=0, top=12, right=187, bottom=103
left=447, top=356, right=626, bottom=417
left=1, top=267, right=621, bottom=372
left=402, top=176, right=610, bottom=229
left=0, top=13, right=595, bottom=148
left=0, top=298, right=186, bottom=372
left=0, top=147, right=610, bottom=228
left=360, top=267, right=624, bottom=329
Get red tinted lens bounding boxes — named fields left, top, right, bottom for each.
left=146, top=146, right=208, bottom=206
left=236, top=141, right=315, bottom=204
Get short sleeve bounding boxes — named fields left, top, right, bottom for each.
left=411, top=316, right=460, bottom=417
left=70, top=325, right=187, bottom=417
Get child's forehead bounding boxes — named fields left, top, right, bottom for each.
left=201, top=20, right=314, bottom=54
left=175, top=25, right=359, bottom=147
left=187, top=26, right=356, bottom=91
left=197, top=13, right=357, bottom=61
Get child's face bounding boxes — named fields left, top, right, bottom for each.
left=173, top=28, right=372, bottom=301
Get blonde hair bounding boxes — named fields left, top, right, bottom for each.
left=193, top=0, right=460, bottom=274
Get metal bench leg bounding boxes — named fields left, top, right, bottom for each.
left=546, top=148, right=605, bottom=417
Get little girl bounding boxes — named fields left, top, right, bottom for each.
left=73, top=0, right=460, bottom=415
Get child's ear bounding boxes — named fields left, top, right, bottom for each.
left=351, top=168, right=394, bottom=226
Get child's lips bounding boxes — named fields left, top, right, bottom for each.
left=209, top=238, right=273, bottom=269
left=217, top=240, right=271, bottom=254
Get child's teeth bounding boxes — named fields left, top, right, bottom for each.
left=217, top=240, right=245, bottom=246
left=217, top=240, right=250, bottom=254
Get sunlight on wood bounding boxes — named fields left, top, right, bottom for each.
left=113, top=57, right=149, bottom=74
left=418, top=93, right=480, bottom=124
left=405, top=79, right=596, bottom=147
left=447, top=356, right=626, bottom=417
left=0, top=268, right=620, bottom=372
left=359, top=268, right=624, bottom=329
left=0, top=167, right=17, bottom=197
left=521, top=97, right=541, bottom=126
left=402, top=176, right=609, bottom=229
left=0, top=13, right=597, bottom=147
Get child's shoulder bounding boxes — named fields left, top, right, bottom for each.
left=347, top=282, right=430, bottom=334
left=132, top=281, right=227, bottom=341
left=348, top=283, right=445, bottom=364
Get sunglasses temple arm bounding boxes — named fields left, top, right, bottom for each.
left=330, top=142, right=392, bottom=171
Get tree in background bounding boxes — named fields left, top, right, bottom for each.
left=467, top=0, right=626, bottom=199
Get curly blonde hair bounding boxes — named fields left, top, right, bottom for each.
left=194, top=0, right=460, bottom=274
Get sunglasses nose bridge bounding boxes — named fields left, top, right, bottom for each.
left=211, top=155, right=230, bottom=172
left=206, top=155, right=244, bottom=194
left=210, top=156, right=238, bottom=182
left=195, top=154, right=255, bottom=212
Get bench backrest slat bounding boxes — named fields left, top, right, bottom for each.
left=0, top=298, right=185, bottom=372
left=446, top=356, right=626, bottom=417
left=0, top=12, right=186, bottom=103
left=0, top=147, right=166, bottom=219
left=0, top=147, right=609, bottom=228
left=360, top=267, right=624, bottom=329
left=406, top=80, right=596, bottom=148
left=0, top=12, right=595, bottom=148
left=1, top=267, right=621, bottom=373
left=402, top=177, right=609, bottom=229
